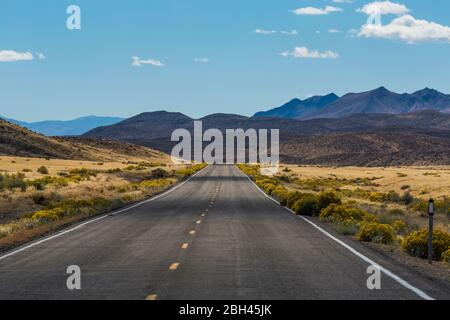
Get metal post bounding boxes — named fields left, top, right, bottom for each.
left=428, top=199, right=434, bottom=265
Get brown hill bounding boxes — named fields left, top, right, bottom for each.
left=0, top=119, right=167, bottom=162
left=281, top=129, right=450, bottom=167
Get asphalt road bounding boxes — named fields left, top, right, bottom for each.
left=0, top=165, right=448, bottom=300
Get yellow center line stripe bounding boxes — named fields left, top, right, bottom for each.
left=196, top=220, right=202, bottom=224
left=169, top=263, right=180, bottom=270
left=181, top=243, right=189, bottom=249
left=189, top=230, right=196, bottom=235
left=146, top=294, right=158, bottom=300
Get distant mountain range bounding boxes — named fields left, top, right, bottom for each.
left=3, top=86, right=450, bottom=166
left=83, top=110, right=450, bottom=166
left=0, top=116, right=124, bottom=136
left=254, top=87, right=450, bottom=120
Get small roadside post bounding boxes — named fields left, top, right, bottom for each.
left=428, top=199, right=434, bottom=265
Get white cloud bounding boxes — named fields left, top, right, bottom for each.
left=332, top=0, right=353, bottom=3
left=254, top=29, right=277, bottom=35
left=358, top=1, right=409, bottom=16
left=328, top=29, right=341, bottom=33
left=0, top=50, right=34, bottom=62
left=195, top=57, right=210, bottom=63
left=292, top=6, right=342, bottom=16
left=281, top=46, right=339, bottom=59
left=359, top=14, right=450, bottom=43
left=132, top=56, right=165, bottom=67
left=255, top=29, right=298, bottom=36
left=280, top=30, right=298, bottom=36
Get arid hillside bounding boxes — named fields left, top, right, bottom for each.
left=0, top=118, right=168, bottom=163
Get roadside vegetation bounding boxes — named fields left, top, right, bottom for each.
left=0, top=160, right=206, bottom=252
left=238, top=164, right=450, bottom=266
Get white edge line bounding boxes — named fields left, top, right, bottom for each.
left=239, top=167, right=435, bottom=301
left=0, top=166, right=209, bottom=262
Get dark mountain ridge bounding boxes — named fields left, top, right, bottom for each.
left=254, top=87, right=450, bottom=120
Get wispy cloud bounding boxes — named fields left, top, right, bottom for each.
left=0, top=50, right=34, bottom=62
left=255, top=29, right=277, bottom=35
left=328, top=29, right=341, bottom=33
left=281, top=46, right=339, bottom=59
left=255, top=29, right=298, bottom=36
left=195, top=57, right=210, bottom=63
left=292, top=6, right=342, bottom=16
left=280, top=30, right=298, bottom=36
left=36, top=52, right=46, bottom=60
left=132, top=56, right=165, bottom=67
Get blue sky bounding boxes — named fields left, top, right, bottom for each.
left=1, top=0, right=450, bottom=121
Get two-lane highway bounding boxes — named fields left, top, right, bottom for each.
left=0, top=165, right=447, bottom=300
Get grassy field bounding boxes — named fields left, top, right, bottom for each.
left=279, top=165, right=450, bottom=200
left=0, top=155, right=172, bottom=180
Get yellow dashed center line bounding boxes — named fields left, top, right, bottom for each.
left=189, top=230, right=196, bottom=235
left=146, top=294, right=158, bottom=300
left=169, top=263, right=180, bottom=270
left=181, top=243, right=189, bottom=249
left=201, top=213, right=206, bottom=217
left=196, top=220, right=202, bottom=224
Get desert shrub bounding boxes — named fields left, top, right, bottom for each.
left=0, top=173, right=27, bottom=192
left=389, top=208, right=405, bottom=216
left=139, top=179, right=172, bottom=189
left=22, top=168, right=32, bottom=173
left=356, top=222, right=395, bottom=244
left=176, top=164, right=207, bottom=177
left=401, top=185, right=411, bottom=190
left=32, top=192, right=48, bottom=205
left=256, top=178, right=279, bottom=195
left=400, top=192, right=414, bottom=205
left=272, top=187, right=289, bottom=205
left=286, top=192, right=304, bottom=209
left=32, top=207, right=66, bottom=222
left=106, top=168, right=122, bottom=173
left=335, top=220, right=360, bottom=236
left=68, top=168, right=97, bottom=181
left=317, top=190, right=341, bottom=211
left=391, top=219, right=408, bottom=235
left=149, top=168, right=170, bottom=181
left=319, top=204, right=368, bottom=224
left=37, top=166, right=49, bottom=175
left=293, top=194, right=319, bottom=216
left=442, top=248, right=450, bottom=264
left=402, top=229, right=450, bottom=261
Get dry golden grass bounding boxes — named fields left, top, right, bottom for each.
left=0, top=155, right=178, bottom=180
left=279, top=164, right=450, bottom=200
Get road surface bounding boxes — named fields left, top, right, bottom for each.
left=0, top=165, right=448, bottom=300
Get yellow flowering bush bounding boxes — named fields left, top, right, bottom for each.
left=402, top=229, right=450, bottom=261
left=356, top=222, right=396, bottom=244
